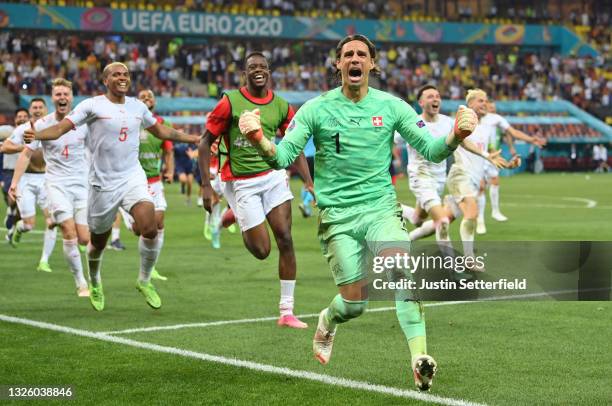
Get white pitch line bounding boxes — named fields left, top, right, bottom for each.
left=0, top=227, right=44, bottom=235
left=101, top=301, right=472, bottom=335
left=0, top=314, right=486, bottom=406
left=500, top=195, right=600, bottom=209
left=1, top=240, right=42, bottom=244
left=501, top=202, right=585, bottom=210
left=561, top=197, right=597, bottom=208
left=102, top=291, right=578, bottom=336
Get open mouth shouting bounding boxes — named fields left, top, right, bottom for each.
left=348, top=66, right=363, bottom=84
left=57, top=100, right=69, bottom=112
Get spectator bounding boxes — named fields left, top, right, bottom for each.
left=0, top=29, right=609, bottom=122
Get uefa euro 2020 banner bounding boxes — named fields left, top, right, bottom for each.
left=0, top=3, right=597, bottom=56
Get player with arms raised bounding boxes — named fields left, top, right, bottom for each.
left=401, top=85, right=505, bottom=251
left=238, top=35, right=477, bottom=390
left=24, top=62, right=200, bottom=311
left=443, top=89, right=521, bottom=268
left=476, top=100, right=545, bottom=234
left=10, top=78, right=90, bottom=296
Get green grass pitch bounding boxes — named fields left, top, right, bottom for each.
left=1, top=173, right=610, bottom=405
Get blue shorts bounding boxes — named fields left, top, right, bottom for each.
left=2, top=170, right=13, bottom=194
left=175, top=159, right=193, bottom=175
left=193, top=163, right=202, bottom=184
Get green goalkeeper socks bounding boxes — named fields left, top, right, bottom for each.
left=396, top=300, right=427, bottom=362
left=324, top=294, right=368, bottom=331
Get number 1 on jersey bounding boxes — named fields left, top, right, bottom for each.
left=119, top=127, right=128, bottom=142
left=333, top=133, right=341, bottom=153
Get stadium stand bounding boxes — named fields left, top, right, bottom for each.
left=1, top=32, right=609, bottom=120
left=8, top=0, right=610, bottom=26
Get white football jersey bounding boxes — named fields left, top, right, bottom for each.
left=1, top=124, right=17, bottom=169
left=407, top=114, right=453, bottom=180
left=480, top=113, right=510, bottom=149
left=7, top=122, right=29, bottom=145
left=452, top=119, right=497, bottom=183
left=66, top=95, right=156, bottom=190
left=29, top=112, right=89, bottom=186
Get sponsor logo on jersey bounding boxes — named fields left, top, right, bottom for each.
left=233, top=137, right=252, bottom=148
left=327, top=117, right=340, bottom=127
left=349, top=117, right=362, bottom=126
left=287, top=119, right=296, bottom=132
left=372, top=116, right=383, bottom=127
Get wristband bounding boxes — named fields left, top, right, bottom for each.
left=481, top=151, right=490, bottom=159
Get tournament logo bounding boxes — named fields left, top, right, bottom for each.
left=416, top=120, right=426, bottom=128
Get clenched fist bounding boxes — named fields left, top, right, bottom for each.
left=238, top=108, right=263, bottom=142
left=23, top=127, right=36, bottom=144
left=453, top=105, right=478, bottom=140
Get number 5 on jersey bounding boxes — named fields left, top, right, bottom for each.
left=119, top=127, right=128, bottom=142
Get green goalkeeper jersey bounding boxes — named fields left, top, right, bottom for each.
left=266, top=87, right=454, bottom=208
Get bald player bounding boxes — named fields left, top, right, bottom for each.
left=25, top=62, right=200, bottom=311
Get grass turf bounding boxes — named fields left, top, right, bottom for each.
left=0, top=172, right=610, bottom=405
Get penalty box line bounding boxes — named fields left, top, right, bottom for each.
left=0, top=314, right=486, bottom=406
left=101, top=290, right=582, bottom=335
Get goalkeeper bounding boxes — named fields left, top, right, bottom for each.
left=238, top=34, right=477, bottom=391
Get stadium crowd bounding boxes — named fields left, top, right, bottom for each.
left=1, top=31, right=609, bottom=122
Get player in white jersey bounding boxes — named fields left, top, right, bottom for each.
left=1, top=98, right=58, bottom=273
left=402, top=86, right=454, bottom=232
left=442, top=89, right=522, bottom=270
left=401, top=86, right=506, bottom=257
left=10, top=79, right=90, bottom=297
left=25, top=62, right=200, bottom=312
left=114, top=89, right=175, bottom=280
left=202, top=136, right=234, bottom=249
left=1, top=108, right=30, bottom=234
left=476, top=100, right=546, bottom=234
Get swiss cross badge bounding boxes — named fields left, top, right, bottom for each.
left=372, top=116, right=383, bottom=127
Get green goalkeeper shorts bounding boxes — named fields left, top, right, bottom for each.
left=318, top=193, right=410, bottom=286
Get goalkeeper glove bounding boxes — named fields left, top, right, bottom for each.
left=453, top=105, right=478, bottom=140
left=238, top=108, right=275, bottom=157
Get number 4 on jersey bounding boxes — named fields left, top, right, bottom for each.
left=62, top=145, right=69, bottom=158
